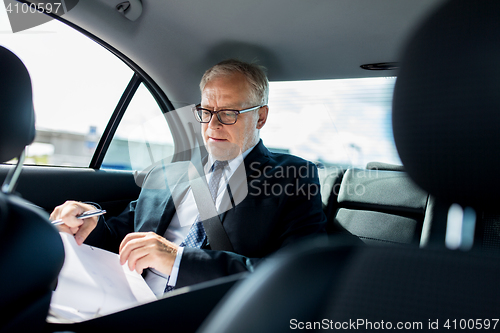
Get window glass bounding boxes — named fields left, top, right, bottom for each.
left=102, top=83, right=175, bottom=171
left=263, top=77, right=399, bottom=169
left=0, top=16, right=133, bottom=167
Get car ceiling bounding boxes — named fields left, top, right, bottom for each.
left=62, top=0, right=446, bottom=108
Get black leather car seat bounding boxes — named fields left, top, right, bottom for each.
left=0, top=46, right=64, bottom=332
left=197, top=1, right=500, bottom=332
left=334, top=167, right=429, bottom=246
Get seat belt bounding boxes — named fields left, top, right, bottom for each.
left=188, top=162, right=234, bottom=252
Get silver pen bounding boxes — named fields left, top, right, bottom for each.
left=51, top=209, right=106, bottom=226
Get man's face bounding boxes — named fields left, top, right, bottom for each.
left=201, top=73, right=268, bottom=161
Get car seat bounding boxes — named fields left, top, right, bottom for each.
left=0, top=46, right=64, bottom=332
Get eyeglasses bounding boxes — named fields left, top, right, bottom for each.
left=193, top=104, right=264, bottom=125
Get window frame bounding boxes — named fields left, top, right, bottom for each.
left=29, top=5, right=185, bottom=170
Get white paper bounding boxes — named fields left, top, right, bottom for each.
left=49, top=232, right=157, bottom=322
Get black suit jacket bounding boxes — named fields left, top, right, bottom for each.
left=88, top=140, right=327, bottom=288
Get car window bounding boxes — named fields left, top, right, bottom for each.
left=103, top=77, right=398, bottom=172
left=263, top=77, right=399, bottom=169
left=102, top=83, right=175, bottom=171
left=1, top=14, right=397, bottom=172
left=0, top=18, right=134, bottom=167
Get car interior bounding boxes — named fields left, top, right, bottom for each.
left=1, top=0, right=499, bottom=332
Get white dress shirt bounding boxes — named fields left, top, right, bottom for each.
left=145, top=145, right=255, bottom=296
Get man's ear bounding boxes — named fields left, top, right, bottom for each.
left=256, top=106, right=269, bottom=130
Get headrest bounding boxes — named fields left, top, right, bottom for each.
left=392, top=1, right=500, bottom=209
left=0, top=46, right=36, bottom=162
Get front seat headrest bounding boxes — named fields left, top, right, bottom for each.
left=393, top=0, right=500, bottom=209
left=0, top=46, right=36, bottom=162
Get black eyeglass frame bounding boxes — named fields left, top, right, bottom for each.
left=193, top=104, right=265, bottom=125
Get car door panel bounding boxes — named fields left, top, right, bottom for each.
left=0, top=165, right=141, bottom=218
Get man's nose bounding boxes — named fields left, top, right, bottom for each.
left=208, top=113, right=223, bottom=128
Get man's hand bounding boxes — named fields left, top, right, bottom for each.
left=119, top=232, right=179, bottom=275
left=50, top=201, right=99, bottom=245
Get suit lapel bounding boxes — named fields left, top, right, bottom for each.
left=218, top=140, right=271, bottom=221
left=243, top=140, right=271, bottom=178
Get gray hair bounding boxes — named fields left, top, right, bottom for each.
left=200, top=59, right=269, bottom=106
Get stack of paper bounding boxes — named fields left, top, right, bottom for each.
left=49, top=232, right=157, bottom=322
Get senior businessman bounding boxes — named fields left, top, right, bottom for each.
left=51, top=59, right=328, bottom=294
